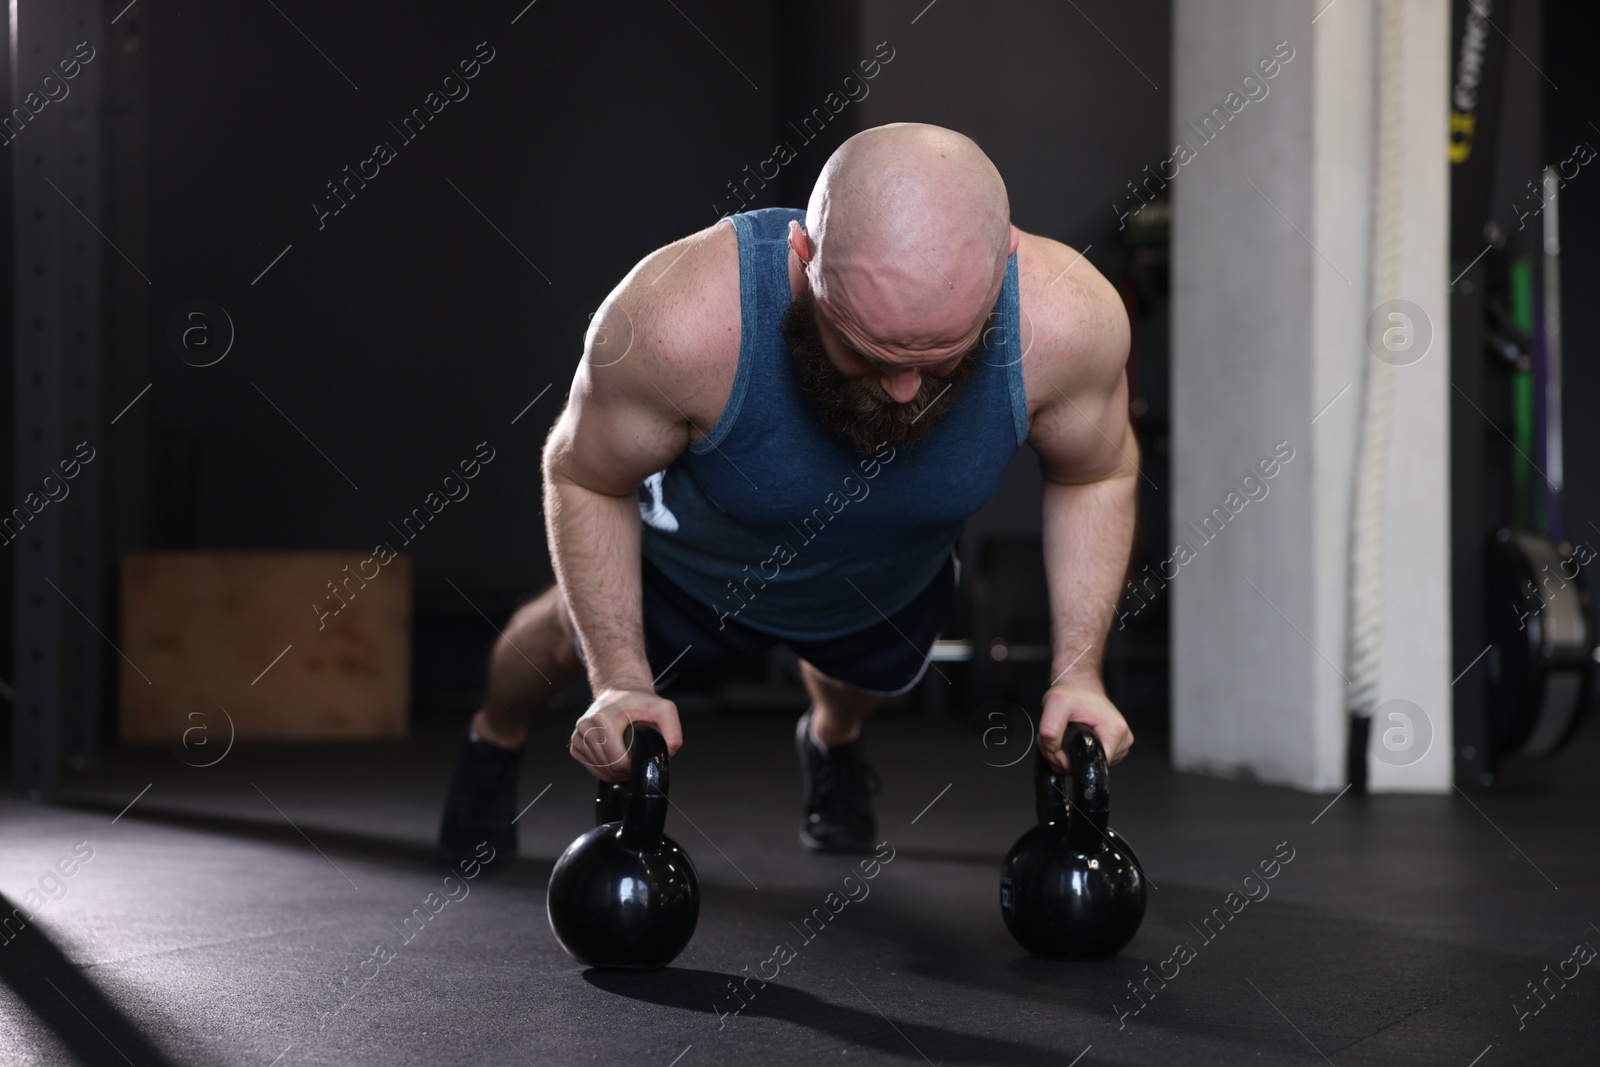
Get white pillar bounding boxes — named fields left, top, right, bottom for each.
left=1170, top=0, right=1452, bottom=792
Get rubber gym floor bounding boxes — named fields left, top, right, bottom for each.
left=3, top=703, right=1596, bottom=1066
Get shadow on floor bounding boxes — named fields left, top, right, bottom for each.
left=0, top=891, right=213, bottom=1067
left=584, top=966, right=1073, bottom=1065
left=47, top=794, right=526, bottom=877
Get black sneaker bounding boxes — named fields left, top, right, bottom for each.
left=795, top=707, right=880, bottom=853
left=437, top=734, right=522, bottom=867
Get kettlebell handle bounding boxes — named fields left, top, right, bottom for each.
left=591, top=723, right=671, bottom=850
left=1034, top=723, right=1111, bottom=850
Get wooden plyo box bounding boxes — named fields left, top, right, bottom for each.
left=119, top=551, right=411, bottom=742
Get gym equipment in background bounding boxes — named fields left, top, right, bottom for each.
left=546, top=725, right=700, bottom=969
left=1000, top=724, right=1146, bottom=960
left=1447, top=0, right=1595, bottom=784
left=1487, top=528, right=1594, bottom=758
left=1480, top=174, right=1596, bottom=762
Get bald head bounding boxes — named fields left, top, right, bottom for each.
left=800, top=123, right=1012, bottom=361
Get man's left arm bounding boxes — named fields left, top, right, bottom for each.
left=1028, top=273, right=1139, bottom=771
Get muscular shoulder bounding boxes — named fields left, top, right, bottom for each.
left=1014, top=230, right=1130, bottom=410
left=588, top=219, right=742, bottom=435
left=1013, top=230, right=1134, bottom=482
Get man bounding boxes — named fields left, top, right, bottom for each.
left=438, top=122, right=1138, bottom=862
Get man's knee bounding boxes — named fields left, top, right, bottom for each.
left=505, top=583, right=579, bottom=672
left=799, top=659, right=878, bottom=700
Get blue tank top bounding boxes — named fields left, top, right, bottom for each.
left=638, top=206, right=1028, bottom=640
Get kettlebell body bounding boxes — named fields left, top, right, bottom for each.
left=1000, top=725, right=1145, bottom=960
left=546, top=726, right=699, bottom=969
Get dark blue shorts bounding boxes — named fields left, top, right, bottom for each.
left=573, top=546, right=960, bottom=697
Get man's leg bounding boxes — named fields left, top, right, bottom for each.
left=790, top=547, right=958, bottom=853
left=438, top=583, right=583, bottom=864
left=473, top=584, right=585, bottom=749
left=800, top=658, right=884, bottom=746
left=793, top=659, right=887, bottom=854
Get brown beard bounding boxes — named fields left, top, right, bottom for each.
left=782, top=288, right=984, bottom=455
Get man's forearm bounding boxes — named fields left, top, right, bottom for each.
left=1040, top=470, right=1138, bottom=691
left=543, top=471, right=654, bottom=694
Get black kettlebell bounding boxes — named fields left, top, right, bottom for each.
left=546, top=724, right=699, bottom=969
left=1000, top=723, right=1146, bottom=960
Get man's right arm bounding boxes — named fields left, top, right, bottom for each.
left=543, top=325, right=683, bottom=698
left=541, top=226, right=730, bottom=779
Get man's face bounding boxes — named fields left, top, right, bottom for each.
left=782, top=288, right=986, bottom=454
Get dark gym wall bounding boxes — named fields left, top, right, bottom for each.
left=118, top=0, right=1172, bottom=599
left=124, top=0, right=781, bottom=594
left=859, top=1, right=1172, bottom=257
left=853, top=1, right=1173, bottom=560
left=0, top=4, right=12, bottom=707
